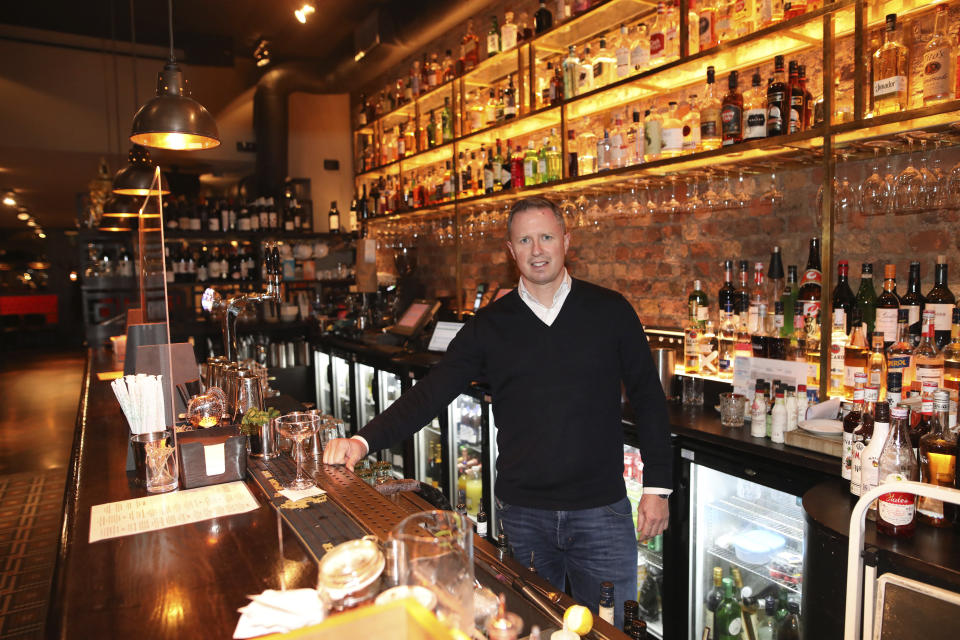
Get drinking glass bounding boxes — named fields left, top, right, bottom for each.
left=916, top=137, right=938, bottom=211
left=585, top=191, right=603, bottom=231
left=835, top=153, right=857, bottom=224
left=929, top=139, right=948, bottom=210
left=894, top=136, right=922, bottom=214
left=719, top=393, right=747, bottom=427
left=761, top=166, right=783, bottom=206
left=718, top=170, right=737, bottom=210
left=702, top=172, right=720, bottom=210
left=735, top=169, right=752, bottom=208
left=628, top=181, right=646, bottom=216
left=574, top=192, right=589, bottom=228
left=143, top=430, right=178, bottom=493
left=859, top=143, right=889, bottom=216
left=644, top=180, right=660, bottom=214
left=663, top=176, right=682, bottom=214
left=559, top=192, right=577, bottom=227
left=187, top=393, right=222, bottom=429
left=275, top=412, right=321, bottom=490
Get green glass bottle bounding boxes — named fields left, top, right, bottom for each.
left=714, top=577, right=743, bottom=640
left=855, top=262, right=878, bottom=337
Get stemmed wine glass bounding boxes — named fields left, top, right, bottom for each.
left=916, top=137, right=938, bottom=211
left=859, top=142, right=890, bottom=216
left=663, top=176, right=682, bottom=214
left=686, top=174, right=703, bottom=212
left=718, top=170, right=737, bottom=210
left=761, top=165, right=784, bottom=206
left=276, top=412, right=320, bottom=490
left=701, top=172, right=720, bottom=210
left=894, top=135, right=922, bottom=214
left=734, top=169, right=752, bottom=208
left=835, top=152, right=857, bottom=224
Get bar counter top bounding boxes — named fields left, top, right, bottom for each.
left=49, top=349, right=617, bottom=639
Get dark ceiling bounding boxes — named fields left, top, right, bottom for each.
left=1, top=0, right=391, bottom=68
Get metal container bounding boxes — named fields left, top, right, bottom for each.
left=205, top=356, right=227, bottom=391
left=221, top=363, right=243, bottom=417
left=295, top=340, right=310, bottom=366
left=233, top=369, right=264, bottom=423
left=285, top=342, right=295, bottom=368
left=302, top=409, right=325, bottom=459
left=652, top=348, right=676, bottom=400
left=249, top=416, right=278, bottom=459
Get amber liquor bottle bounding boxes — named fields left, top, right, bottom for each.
left=720, top=70, right=743, bottom=146
left=766, top=55, right=788, bottom=136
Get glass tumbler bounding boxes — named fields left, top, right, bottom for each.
left=719, top=392, right=747, bottom=427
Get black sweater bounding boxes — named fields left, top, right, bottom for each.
left=358, top=278, right=673, bottom=510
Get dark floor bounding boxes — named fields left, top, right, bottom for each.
left=0, top=349, right=85, bottom=639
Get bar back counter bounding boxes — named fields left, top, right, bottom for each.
left=48, top=348, right=620, bottom=639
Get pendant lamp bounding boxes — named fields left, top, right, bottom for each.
left=102, top=194, right=142, bottom=218
left=99, top=213, right=138, bottom=232
left=129, top=0, right=220, bottom=151
left=112, top=145, right=170, bottom=195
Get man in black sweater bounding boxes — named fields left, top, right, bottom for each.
left=324, top=196, right=672, bottom=628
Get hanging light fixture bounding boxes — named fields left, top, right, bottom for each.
left=102, top=194, right=143, bottom=218
left=112, top=144, right=170, bottom=195
left=129, top=0, right=220, bottom=150
left=99, top=213, right=138, bottom=233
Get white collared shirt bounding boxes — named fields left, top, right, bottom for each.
left=517, top=269, right=572, bottom=326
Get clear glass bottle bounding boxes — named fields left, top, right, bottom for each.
left=577, top=46, right=595, bottom=94
left=644, top=108, right=663, bottom=161
left=917, top=389, right=957, bottom=527
left=912, top=310, right=944, bottom=390
left=886, top=309, right=914, bottom=392
left=661, top=101, right=684, bottom=158
left=683, top=95, right=701, bottom=152
left=744, top=70, right=767, bottom=140
left=687, top=0, right=700, bottom=54
left=923, top=4, right=953, bottom=106
left=562, top=46, right=580, bottom=99
left=871, top=14, right=909, bottom=116
left=719, top=300, right=737, bottom=378
left=700, top=66, right=722, bottom=151
left=631, top=23, right=651, bottom=72
left=876, top=406, right=918, bottom=538
left=593, top=38, right=617, bottom=87
left=616, top=24, right=631, bottom=78
left=578, top=126, right=598, bottom=175
left=649, top=2, right=667, bottom=63
left=699, top=0, right=717, bottom=51
left=866, top=334, right=888, bottom=396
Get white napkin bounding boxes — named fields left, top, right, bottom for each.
left=279, top=486, right=326, bottom=502
left=806, top=397, right=841, bottom=421
left=234, top=589, right=327, bottom=639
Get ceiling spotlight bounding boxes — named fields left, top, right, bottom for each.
left=17, top=210, right=29, bottom=221
left=38, top=232, right=47, bottom=239
left=26, top=218, right=36, bottom=227
left=2, top=192, right=15, bottom=207
left=294, top=3, right=315, bottom=23
left=254, top=39, right=271, bottom=67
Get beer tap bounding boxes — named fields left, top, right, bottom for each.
left=201, top=244, right=283, bottom=362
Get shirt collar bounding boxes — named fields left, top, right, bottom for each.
left=517, top=269, right=571, bottom=309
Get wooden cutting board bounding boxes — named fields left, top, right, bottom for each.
left=785, top=429, right=843, bottom=458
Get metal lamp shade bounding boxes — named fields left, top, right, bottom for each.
left=130, top=61, right=220, bottom=151
left=112, top=145, right=170, bottom=195
left=102, top=195, right=142, bottom=219
left=99, top=213, right=138, bottom=232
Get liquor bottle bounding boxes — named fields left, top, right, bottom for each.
left=887, top=309, right=914, bottom=392
left=545, top=129, right=562, bottom=181
left=721, top=71, right=743, bottom=146
left=855, top=263, right=877, bottom=338
left=649, top=2, right=666, bottom=63
left=797, top=237, right=822, bottom=321
left=757, top=598, right=777, bottom=640
left=901, top=261, right=925, bottom=346
left=535, top=1, right=553, bottom=33
left=925, top=255, right=955, bottom=350
left=631, top=23, right=651, bottom=72
left=426, top=109, right=437, bottom=148
left=687, top=0, right=700, bottom=56
left=689, top=279, right=710, bottom=325
left=504, top=76, right=517, bottom=120
left=771, top=390, right=787, bottom=443
left=850, top=385, right=878, bottom=497
left=598, top=582, right=615, bottom=625
left=662, top=101, right=684, bottom=158
left=718, top=260, right=737, bottom=312
left=866, top=334, right=887, bottom=395
left=579, top=126, right=598, bottom=175
left=875, top=264, right=900, bottom=349
left=916, top=389, right=957, bottom=527
left=327, top=201, right=340, bottom=233
left=833, top=260, right=857, bottom=333
left=664, top=0, right=679, bottom=60
left=923, top=4, right=953, bottom=106
left=942, top=307, right=960, bottom=390
left=744, top=70, right=767, bottom=140
left=844, top=311, right=869, bottom=397
left=719, top=301, right=737, bottom=378
left=777, top=602, right=801, bottom=640
left=616, top=24, right=631, bottom=79
left=910, top=380, right=938, bottom=454
left=700, top=66, right=722, bottom=151
left=704, top=567, right=724, bottom=640
left=578, top=46, right=595, bottom=94
left=501, top=11, right=518, bottom=50
left=715, top=0, right=734, bottom=42
left=783, top=265, right=799, bottom=335
left=442, top=98, right=454, bottom=141
left=766, top=56, right=788, bottom=137
left=912, top=310, right=944, bottom=391
left=829, top=310, right=847, bottom=399
left=644, top=108, right=663, bottom=161
left=798, top=65, right=813, bottom=129
left=843, top=372, right=868, bottom=480
left=562, top=46, right=580, bottom=99
left=871, top=14, right=909, bottom=116
left=626, top=111, right=644, bottom=165
left=487, top=16, right=501, bottom=56
left=508, top=143, right=522, bottom=190
left=699, top=0, right=717, bottom=51
left=750, top=379, right=767, bottom=437
left=685, top=315, right=702, bottom=374
left=714, top=577, right=743, bottom=640
left=876, top=405, right=919, bottom=538
left=682, top=95, right=701, bottom=152
left=734, top=0, right=754, bottom=38
left=735, top=259, right=750, bottom=325
left=522, top=140, right=538, bottom=187
left=593, top=38, right=617, bottom=87
left=748, top=262, right=768, bottom=335
left=787, top=60, right=804, bottom=134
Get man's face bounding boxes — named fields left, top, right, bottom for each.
left=506, top=207, right=570, bottom=288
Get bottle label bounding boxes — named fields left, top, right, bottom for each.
left=927, top=303, right=953, bottom=333
left=700, top=117, right=719, bottom=139
left=834, top=307, right=847, bottom=330
left=873, top=75, right=906, bottom=98
left=631, top=45, right=650, bottom=70
left=744, top=108, right=767, bottom=139
left=830, top=343, right=844, bottom=377
left=842, top=431, right=853, bottom=479
left=923, top=46, right=951, bottom=99
left=616, top=49, right=630, bottom=76
left=699, top=15, right=714, bottom=45
left=477, top=521, right=488, bottom=537
left=875, top=308, right=898, bottom=343
left=851, top=441, right=866, bottom=495
left=802, top=300, right=820, bottom=319
left=650, top=33, right=665, bottom=57
left=800, top=268, right=822, bottom=286
left=888, top=353, right=911, bottom=372
left=879, top=477, right=915, bottom=526
left=844, top=365, right=862, bottom=388
left=720, top=104, right=742, bottom=143
left=487, top=34, right=499, bottom=55
left=905, top=304, right=922, bottom=329
left=646, top=121, right=662, bottom=155
left=916, top=365, right=944, bottom=388
left=767, top=91, right=785, bottom=130
left=728, top=618, right=742, bottom=635
left=662, top=126, right=683, bottom=151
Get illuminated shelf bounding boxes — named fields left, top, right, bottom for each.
left=535, top=0, right=658, bottom=55
left=462, top=44, right=525, bottom=88
left=458, top=106, right=561, bottom=148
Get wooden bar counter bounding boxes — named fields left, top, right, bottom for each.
left=48, top=349, right=608, bottom=639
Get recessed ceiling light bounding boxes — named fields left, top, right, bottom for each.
left=17, top=210, right=29, bottom=221
left=26, top=219, right=36, bottom=227
left=294, top=3, right=315, bottom=23
left=2, top=192, right=15, bottom=207
left=37, top=232, right=47, bottom=239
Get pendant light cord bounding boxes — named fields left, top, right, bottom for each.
left=167, top=0, right=175, bottom=62
left=130, top=0, right=138, bottom=101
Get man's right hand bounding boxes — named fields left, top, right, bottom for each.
left=322, top=437, right=367, bottom=471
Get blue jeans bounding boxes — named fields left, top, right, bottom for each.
left=496, top=496, right=637, bottom=630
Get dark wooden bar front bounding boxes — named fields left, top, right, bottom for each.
left=49, top=349, right=610, bottom=639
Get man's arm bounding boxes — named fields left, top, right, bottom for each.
left=323, top=317, right=485, bottom=467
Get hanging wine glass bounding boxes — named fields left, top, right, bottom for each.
left=663, top=176, right=682, bottom=214
left=916, top=137, right=938, bottom=211
left=701, top=171, right=720, bottom=211
left=835, top=152, right=857, bottom=225
left=718, top=170, right=736, bottom=210
left=686, top=174, right=703, bottom=212
left=586, top=191, right=603, bottom=232
left=574, top=192, right=589, bottom=228
left=761, top=165, right=784, bottom=207
left=929, top=138, right=947, bottom=210
left=858, top=142, right=890, bottom=217
left=894, top=134, right=922, bottom=215
left=735, top=169, right=752, bottom=208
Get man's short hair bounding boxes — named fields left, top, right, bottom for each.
left=507, top=196, right=566, bottom=237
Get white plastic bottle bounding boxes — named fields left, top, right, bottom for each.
left=785, top=386, right=797, bottom=432
left=861, top=401, right=891, bottom=518
left=796, top=383, right=809, bottom=424
left=750, top=380, right=767, bottom=437
left=771, top=391, right=787, bottom=443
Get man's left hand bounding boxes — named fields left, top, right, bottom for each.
left=636, top=494, right=669, bottom=543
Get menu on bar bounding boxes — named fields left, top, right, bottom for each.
left=89, top=482, right=259, bottom=543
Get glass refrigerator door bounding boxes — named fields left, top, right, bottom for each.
left=689, top=463, right=805, bottom=640
left=448, top=393, right=483, bottom=523
left=377, top=370, right=405, bottom=477
left=313, top=350, right=332, bottom=414
left=410, top=377, right=445, bottom=490
left=331, top=355, right=353, bottom=428
left=624, top=444, right=665, bottom=639
left=356, top=364, right=377, bottom=427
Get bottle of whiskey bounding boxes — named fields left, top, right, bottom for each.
left=871, top=14, right=908, bottom=116
left=766, top=56, right=788, bottom=137
left=917, top=389, right=957, bottom=527
left=925, top=255, right=955, bottom=350
left=698, top=0, right=717, bottom=51
left=942, top=307, right=960, bottom=390
left=787, top=60, right=804, bottom=134
left=743, top=70, right=767, bottom=140
left=700, top=66, right=722, bottom=151
left=923, top=3, right=953, bottom=106
left=662, top=101, right=684, bottom=158
left=797, top=237, right=822, bottom=321
left=720, top=70, right=743, bottom=146
left=912, top=310, right=944, bottom=391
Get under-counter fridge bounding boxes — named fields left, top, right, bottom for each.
left=679, top=444, right=810, bottom=640
left=313, top=349, right=332, bottom=415
left=329, top=350, right=355, bottom=433
left=446, top=387, right=494, bottom=530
